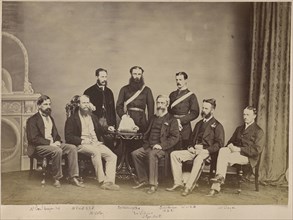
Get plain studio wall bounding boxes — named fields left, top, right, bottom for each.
left=2, top=2, right=252, bottom=141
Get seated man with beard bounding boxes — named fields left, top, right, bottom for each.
left=26, top=95, right=84, bottom=188
left=65, top=95, right=119, bottom=190
left=131, top=95, right=180, bottom=194
left=166, top=99, right=225, bottom=196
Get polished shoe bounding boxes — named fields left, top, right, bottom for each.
left=77, top=177, right=84, bottom=184
left=132, top=181, right=148, bottom=189
left=71, top=177, right=85, bottom=188
left=210, top=174, right=225, bottom=184
left=53, top=180, right=61, bottom=188
left=101, top=182, right=120, bottom=191
left=205, top=189, right=219, bottom=197
left=181, top=187, right=191, bottom=196
left=147, top=186, right=157, bottom=194
left=166, top=184, right=184, bottom=192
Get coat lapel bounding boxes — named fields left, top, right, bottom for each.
left=91, top=114, right=101, bottom=133
left=50, top=115, right=57, bottom=139
left=74, top=112, right=82, bottom=132
left=36, top=112, right=45, bottom=138
left=160, top=113, right=171, bottom=134
left=244, top=122, right=256, bottom=134
left=191, top=120, right=203, bottom=144
left=242, top=124, right=249, bottom=134
left=203, top=117, right=216, bottom=139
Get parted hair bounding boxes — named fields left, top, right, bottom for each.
left=95, top=68, right=107, bottom=76
left=203, top=98, right=216, bottom=109
left=37, top=95, right=50, bottom=106
left=175, top=72, right=188, bottom=80
left=245, top=106, right=257, bottom=115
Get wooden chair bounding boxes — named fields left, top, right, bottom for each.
left=230, top=152, right=262, bottom=193
left=28, top=152, right=68, bottom=186
left=65, top=95, right=95, bottom=180
left=26, top=118, right=68, bottom=186
left=158, top=155, right=171, bottom=180
left=28, top=154, right=48, bottom=186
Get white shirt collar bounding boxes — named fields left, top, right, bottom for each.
left=178, top=86, right=188, bottom=91
left=39, top=110, right=49, bottom=118
left=245, top=121, right=254, bottom=129
left=97, top=84, right=105, bottom=90
left=203, top=115, right=213, bottom=123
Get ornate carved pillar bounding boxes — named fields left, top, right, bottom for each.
left=1, top=32, right=40, bottom=172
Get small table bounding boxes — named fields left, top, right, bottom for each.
left=106, top=131, right=143, bottom=181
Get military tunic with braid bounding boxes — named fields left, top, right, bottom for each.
left=168, top=89, right=199, bottom=147
left=116, top=85, right=154, bottom=133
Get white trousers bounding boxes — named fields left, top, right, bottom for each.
left=78, top=143, right=117, bottom=183
left=170, top=150, right=210, bottom=189
left=211, top=147, right=249, bottom=192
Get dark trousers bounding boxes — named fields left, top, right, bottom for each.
left=131, top=147, right=166, bottom=186
left=35, top=143, right=79, bottom=180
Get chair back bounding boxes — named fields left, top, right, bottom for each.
left=25, top=119, right=35, bottom=157
left=65, top=95, right=80, bottom=118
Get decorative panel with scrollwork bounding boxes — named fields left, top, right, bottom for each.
left=2, top=101, right=22, bottom=114
left=1, top=32, right=40, bottom=172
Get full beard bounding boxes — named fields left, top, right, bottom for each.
left=201, top=111, right=211, bottom=119
left=156, top=107, right=167, bottom=117
left=40, top=108, right=52, bottom=116
left=97, top=79, right=107, bottom=87
left=80, top=107, right=92, bottom=116
left=129, top=77, right=144, bottom=91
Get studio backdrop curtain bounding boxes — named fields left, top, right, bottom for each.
left=249, top=2, right=290, bottom=184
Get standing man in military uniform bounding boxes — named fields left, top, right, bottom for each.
left=116, top=66, right=154, bottom=133
left=168, top=72, right=200, bottom=149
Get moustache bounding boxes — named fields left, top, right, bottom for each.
left=80, top=108, right=92, bottom=115
left=97, top=80, right=107, bottom=86
left=42, top=108, right=52, bottom=116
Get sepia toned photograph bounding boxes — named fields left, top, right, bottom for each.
left=1, top=1, right=292, bottom=219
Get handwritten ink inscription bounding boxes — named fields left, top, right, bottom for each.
left=72, top=206, right=104, bottom=217
left=218, top=205, right=236, bottom=210
left=29, top=205, right=61, bottom=212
